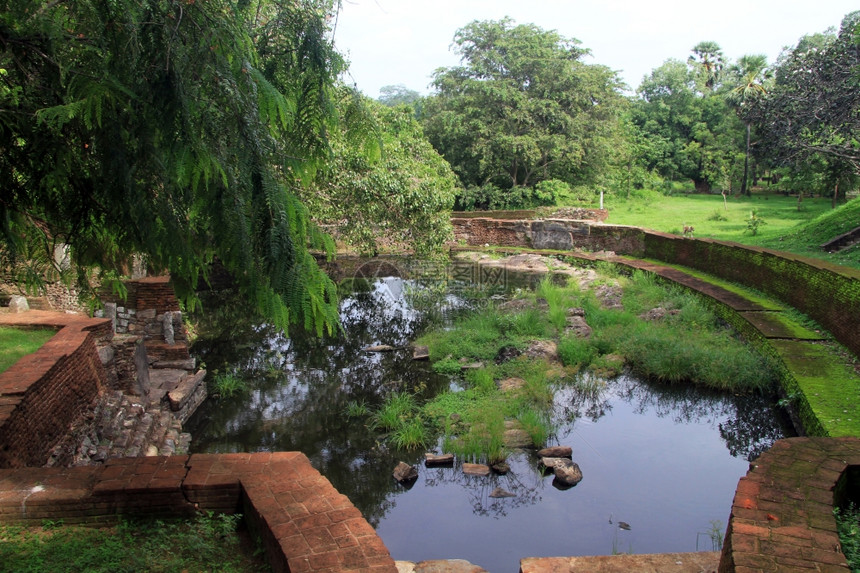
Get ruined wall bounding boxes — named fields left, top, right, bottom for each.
left=451, top=216, right=860, bottom=359
left=0, top=316, right=111, bottom=468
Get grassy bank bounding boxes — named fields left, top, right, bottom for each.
left=604, top=191, right=859, bottom=269
left=0, top=513, right=268, bottom=573
left=0, top=326, right=56, bottom=374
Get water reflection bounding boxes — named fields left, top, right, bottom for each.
left=187, top=274, right=794, bottom=565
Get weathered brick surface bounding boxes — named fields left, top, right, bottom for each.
left=0, top=453, right=396, bottom=572
left=0, top=312, right=111, bottom=468
left=719, top=437, right=857, bottom=572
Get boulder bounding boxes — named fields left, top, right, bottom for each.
left=412, top=345, right=430, bottom=360
left=424, top=453, right=454, bottom=467
left=393, top=461, right=419, bottom=483
left=565, top=315, right=592, bottom=338
left=497, top=377, right=526, bottom=392
left=491, top=461, right=511, bottom=474
left=537, top=446, right=572, bottom=458
left=8, top=295, right=29, bottom=313
left=503, top=421, right=533, bottom=448
left=365, top=344, right=396, bottom=352
left=489, top=487, right=516, bottom=498
left=462, top=463, right=491, bottom=477
left=541, top=457, right=583, bottom=487
left=494, top=345, right=522, bottom=364
left=525, top=340, right=557, bottom=361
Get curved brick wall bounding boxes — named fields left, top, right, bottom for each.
left=451, top=218, right=860, bottom=360
left=720, top=437, right=858, bottom=572
left=641, top=232, right=860, bottom=361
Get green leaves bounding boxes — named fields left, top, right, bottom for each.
left=1, top=0, right=351, bottom=334
left=423, top=19, right=625, bottom=209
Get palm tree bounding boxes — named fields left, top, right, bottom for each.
left=727, top=54, right=772, bottom=196
left=688, top=41, right=725, bottom=92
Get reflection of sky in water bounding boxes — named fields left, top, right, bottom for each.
left=188, top=276, right=793, bottom=572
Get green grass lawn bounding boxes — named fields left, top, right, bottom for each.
left=603, top=191, right=860, bottom=269
left=0, top=326, right=57, bottom=374
left=0, top=514, right=269, bottom=573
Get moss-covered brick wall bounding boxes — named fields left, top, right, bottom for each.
left=641, top=232, right=860, bottom=359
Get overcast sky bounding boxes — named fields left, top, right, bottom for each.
left=332, top=0, right=858, bottom=97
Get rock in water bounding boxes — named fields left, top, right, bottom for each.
left=393, top=462, right=418, bottom=483
left=462, top=463, right=491, bottom=476
left=365, top=344, right=396, bottom=352
left=541, top=457, right=583, bottom=487
left=412, top=345, right=430, bottom=360
left=424, top=453, right=454, bottom=467
left=537, top=446, right=572, bottom=458
left=489, top=487, right=516, bottom=498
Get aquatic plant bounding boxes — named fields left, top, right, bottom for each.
left=211, top=372, right=246, bottom=399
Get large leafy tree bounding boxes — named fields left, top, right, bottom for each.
left=632, top=45, right=742, bottom=193
left=422, top=18, right=625, bottom=209
left=0, top=0, right=361, bottom=334
left=303, top=94, right=457, bottom=256
left=747, top=12, right=860, bottom=186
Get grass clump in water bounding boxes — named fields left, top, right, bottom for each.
left=369, top=392, right=431, bottom=450
left=211, top=372, right=246, bottom=398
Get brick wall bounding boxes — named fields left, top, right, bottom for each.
left=0, top=453, right=398, bottom=573
left=0, top=314, right=111, bottom=468
left=641, top=233, right=860, bottom=359
left=450, top=216, right=859, bottom=360
left=719, top=437, right=857, bottom=572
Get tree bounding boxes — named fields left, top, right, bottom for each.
left=726, top=54, right=772, bottom=196
left=688, top=41, right=725, bottom=93
left=748, top=12, right=860, bottom=185
left=0, top=0, right=367, bottom=334
left=422, top=19, right=626, bottom=210
left=303, top=93, right=457, bottom=256
left=378, top=84, right=421, bottom=107
left=632, top=56, right=741, bottom=193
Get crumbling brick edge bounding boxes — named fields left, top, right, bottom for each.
left=719, top=436, right=859, bottom=572
left=0, top=452, right=398, bottom=573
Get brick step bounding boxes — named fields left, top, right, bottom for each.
left=144, top=341, right=190, bottom=362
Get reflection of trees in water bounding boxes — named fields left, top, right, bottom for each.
left=188, top=281, right=794, bottom=530
left=188, top=281, right=459, bottom=527
left=555, top=374, right=794, bottom=462
left=421, top=460, right=546, bottom=519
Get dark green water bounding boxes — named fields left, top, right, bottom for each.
left=186, top=270, right=794, bottom=572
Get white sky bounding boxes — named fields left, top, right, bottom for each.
left=332, top=0, right=858, bottom=97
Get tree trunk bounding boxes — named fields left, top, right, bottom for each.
left=741, top=123, right=751, bottom=197
left=694, top=179, right=711, bottom=193
left=833, top=181, right=839, bottom=209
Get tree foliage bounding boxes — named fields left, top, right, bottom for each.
left=0, top=0, right=359, bottom=334
left=421, top=18, right=626, bottom=210
left=632, top=46, right=743, bottom=193
left=748, top=12, right=860, bottom=178
left=303, top=93, right=457, bottom=256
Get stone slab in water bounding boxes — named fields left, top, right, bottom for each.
left=520, top=552, right=720, bottom=573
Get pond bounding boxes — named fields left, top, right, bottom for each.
left=186, top=263, right=794, bottom=572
